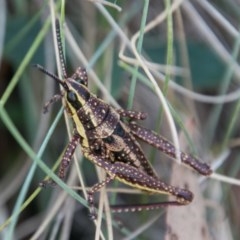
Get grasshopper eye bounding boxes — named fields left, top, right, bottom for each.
left=67, top=91, right=77, bottom=102
left=69, top=81, right=90, bottom=101
left=67, top=91, right=82, bottom=109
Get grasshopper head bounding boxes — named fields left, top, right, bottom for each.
left=34, top=64, right=90, bottom=114
left=64, top=78, right=90, bottom=112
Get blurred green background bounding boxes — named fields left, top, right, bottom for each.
left=1, top=1, right=240, bottom=239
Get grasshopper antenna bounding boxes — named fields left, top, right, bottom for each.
left=33, top=64, right=69, bottom=91
left=55, top=19, right=67, bottom=79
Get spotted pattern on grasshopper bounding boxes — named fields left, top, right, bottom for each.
left=36, top=20, right=212, bottom=219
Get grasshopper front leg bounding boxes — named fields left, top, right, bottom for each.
left=40, top=134, right=80, bottom=187
left=128, top=122, right=212, bottom=176
left=43, top=93, right=63, bottom=113
left=70, top=67, right=88, bottom=86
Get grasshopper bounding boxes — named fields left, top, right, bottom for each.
left=36, top=20, right=212, bottom=219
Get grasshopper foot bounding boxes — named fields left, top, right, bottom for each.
left=39, top=179, right=56, bottom=188
left=88, top=208, right=97, bottom=220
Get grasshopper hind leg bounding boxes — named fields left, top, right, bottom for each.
left=110, top=161, right=193, bottom=213
left=128, top=122, right=212, bottom=176
left=84, top=153, right=194, bottom=217
left=117, top=109, right=147, bottom=120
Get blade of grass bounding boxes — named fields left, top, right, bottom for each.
left=0, top=0, right=6, bottom=63
left=127, top=0, right=149, bottom=109
left=205, top=28, right=240, bottom=149
left=1, top=18, right=51, bottom=106
left=4, top=2, right=46, bottom=55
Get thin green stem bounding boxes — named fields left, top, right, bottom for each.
left=127, top=0, right=149, bottom=109
left=206, top=29, right=240, bottom=150
left=163, top=0, right=173, bottom=94
left=150, top=0, right=174, bottom=162
left=1, top=18, right=51, bottom=106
